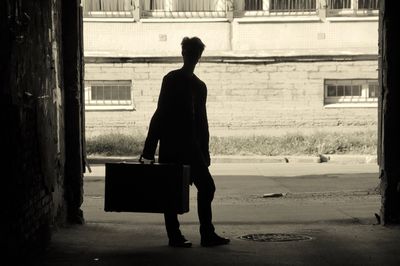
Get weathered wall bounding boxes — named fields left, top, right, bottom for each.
left=232, top=19, right=378, bottom=53
left=83, top=17, right=378, bottom=57
left=0, top=0, right=66, bottom=258
left=84, top=59, right=378, bottom=137
left=83, top=2, right=379, bottom=138
left=379, top=0, right=400, bottom=224
left=62, top=0, right=86, bottom=224
left=84, top=20, right=231, bottom=55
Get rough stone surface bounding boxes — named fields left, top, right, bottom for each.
left=84, top=60, right=378, bottom=137
left=1, top=0, right=68, bottom=258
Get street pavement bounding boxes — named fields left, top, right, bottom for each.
left=83, top=163, right=380, bottom=225
left=33, top=162, right=400, bottom=266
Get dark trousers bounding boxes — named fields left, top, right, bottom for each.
left=164, top=164, right=216, bottom=239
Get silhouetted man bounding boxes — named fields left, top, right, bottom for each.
left=141, top=37, right=230, bottom=248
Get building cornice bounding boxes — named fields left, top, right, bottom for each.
left=85, top=54, right=378, bottom=64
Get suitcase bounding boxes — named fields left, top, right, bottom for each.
left=104, top=162, right=190, bottom=214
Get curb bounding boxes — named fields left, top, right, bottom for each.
left=87, top=155, right=378, bottom=165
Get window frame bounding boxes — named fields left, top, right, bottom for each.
left=326, top=0, right=379, bottom=17
left=82, top=0, right=134, bottom=19
left=244, top=0, right=265, bottom=11
left=140, top=0, right=228, bottom=19
left=84, top=80, right=135, bottom=111
left=235, top=0, right=318, bottom=18
left=324, top=79, right=378, bottom=108
left=269, top=0, right=317, bottom=13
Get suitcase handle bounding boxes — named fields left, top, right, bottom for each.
left=139, top=155, right=155, bottom=164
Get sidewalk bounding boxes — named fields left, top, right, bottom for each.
left=87, top=154, right=378, bottom=165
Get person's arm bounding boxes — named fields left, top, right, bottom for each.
left=199, top=83, right=211, bottom=166
left=141, top=110, right=161, bottom=161
left=141, top=76, right=170, bottom=160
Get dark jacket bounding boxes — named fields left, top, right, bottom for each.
left=142, top=69, right=210, bottom=167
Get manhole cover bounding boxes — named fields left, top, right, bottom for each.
left=238, top=233, right=313, bottom=242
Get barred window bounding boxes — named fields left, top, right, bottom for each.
left=368, top=83, right=378, bottom=98
left=83, top=0, right=133, bottom=18
left=358, top=0, right=380, bottom=10
left=148, top=0, right=165, bottom=10
left=270, top=0, right=317, bottom=12
left=328, top=0, right=351, bottom=9
left=245, top=0, right=263, bottom=10
left=142, top=0, right=226, bottom=12
left=85, top=80, right=134, bottom=109
left=140, top=0, right=227, bottom=18
left=324, top=79, right=378, bottom=106
left=327, top=0, right=379, bottom=10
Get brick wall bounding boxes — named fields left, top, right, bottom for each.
left=85, top=59, right=378, bottom=137
left=1, top=0, right=67, bottom=258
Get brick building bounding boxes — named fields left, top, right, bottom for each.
left=83, top=0, right=379, bottom=137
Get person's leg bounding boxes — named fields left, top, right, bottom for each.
left=192, top=164, right=229, bottom=246
left=164, top=212, right=192, bottom=247
left=192, top=165, right=216, bottom=237
left=164, top=212, right=181, bottom=239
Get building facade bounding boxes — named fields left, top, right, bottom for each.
left=83, top=0, right=379, bottom=137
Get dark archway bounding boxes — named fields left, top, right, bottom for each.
left=0, top=0, right=85, bottom=258
left=378, top=0, right=400, bottom=224
left=62, top=0, right=86, bottom=225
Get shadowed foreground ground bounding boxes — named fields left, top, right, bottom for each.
left=33, top=163, right=400, bottom=266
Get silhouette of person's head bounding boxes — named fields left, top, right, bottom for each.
left=181, top=37, right=205, bottom=67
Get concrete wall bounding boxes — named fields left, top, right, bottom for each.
left=85, top=59, right=378, bottom=137
left=232, top=19, right=378, bottom=53
left=84, top=20, right=231, bottom=55
left=83, top=18, right=378, bottom=57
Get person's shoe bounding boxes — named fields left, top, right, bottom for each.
left=201, top=233, right=230, bottom=247
left=168, top=235, right=192, bottom=248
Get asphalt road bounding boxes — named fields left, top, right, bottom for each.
left=82, top=163, right=380, bottom=225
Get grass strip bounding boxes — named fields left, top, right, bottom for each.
left=86, top=130, right=377, bottom=157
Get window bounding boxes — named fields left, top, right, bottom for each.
left=368, top=83, right=378, bottom=98
left=245, top=0, right=263, bottom=10
left=269, top=0, right=317, bottom=12
left=82, top=0, right=133, bottom=18
left=327, top=0, right=379, bottom=16
left=85, top=80, right=134, bottom=110
left=358, top=0, right=379, bottom=10
left=328, top=0, right=379, bottom=9
left=328, top=0, right=351, bottom=10
left=235, top=0, right=317, bottom=17
left=140, top=0, right=227, bottom=18
left=324, top=79, right=378, bottom=106
left=148, top=0, right=165, bottom=11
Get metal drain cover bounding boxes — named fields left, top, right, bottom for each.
left=239, top=233, right=313, bottom=242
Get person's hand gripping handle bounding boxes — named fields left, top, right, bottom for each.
left=139, top=155, right=155, bottom=165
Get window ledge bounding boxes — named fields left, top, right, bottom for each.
left=235, top=16, right=321, bottom=23
left=326, top=16, right=378, bottom=22
left=140, top=18, right=229, bottom=23
left=83, top=17, right=135, bottom=22
left=324, top=102, right=377, bottom=108
left=85, top=105, right=135, bottom=111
